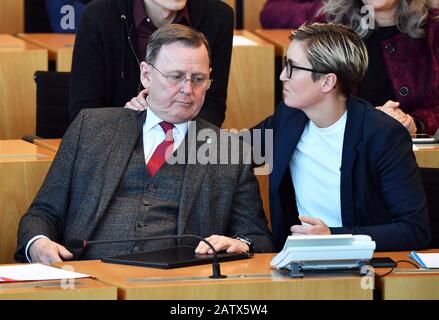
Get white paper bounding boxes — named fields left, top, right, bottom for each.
left=233, top=35, right=258, bottom=46
left=410, top=252, right=439, bottom=269
left=0, top=263, right=90, bottom=282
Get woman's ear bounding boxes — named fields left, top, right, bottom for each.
left=322, top=73, right=337, bottom=93
left=140, top=61, right=150, bottom=89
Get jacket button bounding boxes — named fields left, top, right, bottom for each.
left=143, top=200, right=150, bottom=206
left=399, top=86, right=409, bottom=96
left=137, top=221, right=144, bottom=228
left=133, top=246, right=141, bottom=252
left=148, top=184, right=154, bottom=191
left=385, top=43, right=396, bottom=53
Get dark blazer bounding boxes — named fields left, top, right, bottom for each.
left=69, top=0, right=234, bottom=127
left=255, top=97, right=431, bottom=251
left=15, top=108, right=274, bottom=261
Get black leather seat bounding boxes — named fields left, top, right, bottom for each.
left=34, top=71, right=71, bottom=138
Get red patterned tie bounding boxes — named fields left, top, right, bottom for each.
left=146, top=121, right=174, bottom=176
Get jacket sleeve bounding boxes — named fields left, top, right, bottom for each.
left=69, top=5, right=106, bottom=119
left=15, top=112, right=85, bottom=262
left=260, top=0, right=324, bottom=29
left=228, top=162, right=275, bottom=253
left=45, top=0, right=85, bottom=33
left=330, top=125, right=431, bottom=251
left=196, top=2, right=234, bottom=127
left=410, top=11, right=439, bottom=135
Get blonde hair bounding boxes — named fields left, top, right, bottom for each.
left=320, top=0, right=430, bottom=38
left=290, top=23, right=368, bottom=96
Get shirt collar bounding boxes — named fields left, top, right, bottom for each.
left=133, top=0, right=191, bottom=29
left=143, top=108, right=188, bottom=137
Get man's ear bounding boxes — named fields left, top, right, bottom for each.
left=140, top=61, right=151, bottom=89
left=322, top=73, right=337, bottom=93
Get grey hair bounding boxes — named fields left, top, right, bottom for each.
left=146, top=24, right=211, bottom=64
left=320, top=0, right=430, bottom=38
left=290, top=22, right=369, bottom=97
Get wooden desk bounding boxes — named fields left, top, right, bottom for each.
left=414, top=145, right=439, bottom=169
left=28, top=138, right=62, bottom=153
left=254, top=29, right=292, bottom=57
left=0, top=140, right=55, bottom=263
left=0, top=276, right=117, bottom=300
left=0, top=0, right=24, bottom=34
left=0, top=35, right=48, bottom=139
left=17, top=33, right=75, bottom=72
left=57, top=254, right=372, bottom=300
left=225, top=31, right=275, bottom=130
left=375, top=249, right=439, bottom=300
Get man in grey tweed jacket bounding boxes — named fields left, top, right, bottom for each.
left=15, top=24, right=274, bottom=264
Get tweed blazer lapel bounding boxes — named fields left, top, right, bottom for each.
left=177, top=117, right=209, bottom=235
left=81, top=111, right=146, bottom=241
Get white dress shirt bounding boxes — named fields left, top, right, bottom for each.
left=142, top=108, right=188, bottom=163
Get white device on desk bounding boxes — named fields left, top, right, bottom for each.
left=271, top=234, right=376, bottom=276
left=411, top=129, right=439, bottom=144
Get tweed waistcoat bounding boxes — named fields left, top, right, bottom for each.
left=81, top=134, right=186, bottom=259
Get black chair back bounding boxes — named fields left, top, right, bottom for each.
left=420, top=168, right=439, bottom=248
left=34, top=71, right=71, bottom=138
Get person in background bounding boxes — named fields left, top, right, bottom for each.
left=45, top=0, right=92, bottom=33
left=320, top=0, right=439, bottom=135
left=255, top=23, right=430, bottom=251
left=260, top=0, right=324, bottom=29
left=69, top=0, right=234, bottom=127
left=15, top=25, right=274, bottom=265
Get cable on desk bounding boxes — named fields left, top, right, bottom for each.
left=375, top=259, right=420, bottom=278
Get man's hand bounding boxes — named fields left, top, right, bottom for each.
left=29, top=238, right=74, bottom=265
left=376, top=100, right=417, bottom=134
left=124, top=89, right=149, bottom=111
left=195, top=235, right=249, bottom=254
left=290, top=216, right=331, bottom=235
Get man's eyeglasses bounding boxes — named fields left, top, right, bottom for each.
left=283, top=56, right=327, bottom=79
left=149, top=63, right=212, bottom=90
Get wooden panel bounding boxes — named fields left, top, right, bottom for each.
left=56, top=254, right=373, bottom=300
left=255, top=29, right=292, bottom=57
left=57, top=47, right=73, bottom=71
left=0, top=0, right=24, bottom=33
left=17, top=33, right=75, bottom=71
left=414, top=145, right=439, bottom=169
left=0, top=36, right=48, bottom=139
left=243, top=0, right=265, bottom=31
left=374, top=250, right=439, bottom=300
left=0, top=278, right=117, bottom=300
left=224, top=31, right=274, bottom=221
left=0, top=140, right=55, bottom=263
left=224, top=31, right=275, bottom=130
left=255, top=173, right=270, bottom=229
